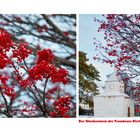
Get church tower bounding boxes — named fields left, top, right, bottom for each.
left=94, top=71, right=134, bottom=117
left=105, top=71, right=124, bottom=94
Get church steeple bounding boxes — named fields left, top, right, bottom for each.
left=105, top=71, right=124, bottom=94
left=94, top=70, right=134, bottom=117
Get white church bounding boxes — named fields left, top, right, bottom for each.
left=94, top=71, right=134, bottom=117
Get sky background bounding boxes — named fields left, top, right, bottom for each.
left=79, top=14, right=114, bottom=88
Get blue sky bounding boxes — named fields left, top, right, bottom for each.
left=79, top=14, right=114, bottom=85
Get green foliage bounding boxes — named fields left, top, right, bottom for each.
left=79, top=51, right=100, bottom=104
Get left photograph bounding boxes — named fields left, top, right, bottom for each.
left=0, top=14, right=76, bottom=118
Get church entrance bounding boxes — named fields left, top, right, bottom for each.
left=128, top=107, right=130, bottom=117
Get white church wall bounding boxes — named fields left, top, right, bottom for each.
left=94, top=96, right=125, bottom=117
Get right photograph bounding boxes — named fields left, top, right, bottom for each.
left=79, top=14, right=140, bottom=117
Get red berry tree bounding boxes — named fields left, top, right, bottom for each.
left=0, top=14, right=76, bottom=118
left=93, top=14, right=140, bottom=101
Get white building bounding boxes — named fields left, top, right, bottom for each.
left=94, top=71, right=134, bottom=117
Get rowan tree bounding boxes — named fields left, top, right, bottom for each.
left=0, top=14, right=76, bottom=118
left=93, top=14, right=140, bottom=101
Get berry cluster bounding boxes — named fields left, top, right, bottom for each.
left=0, top=29, right=13, bottom=52
left=36, top=49, right=54, bottom=64
left=12, top=42, right=32, bottom=62
left=50, top=96, right=71, bottom=117
left=21, top=49, right=69, bottom=86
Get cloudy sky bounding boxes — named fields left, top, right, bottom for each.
left=79, top=14, right=114, bottom=87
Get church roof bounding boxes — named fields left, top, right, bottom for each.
left=95, top=91, right=130, bottom=97
left=106, top=71, right=122, bottom=82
